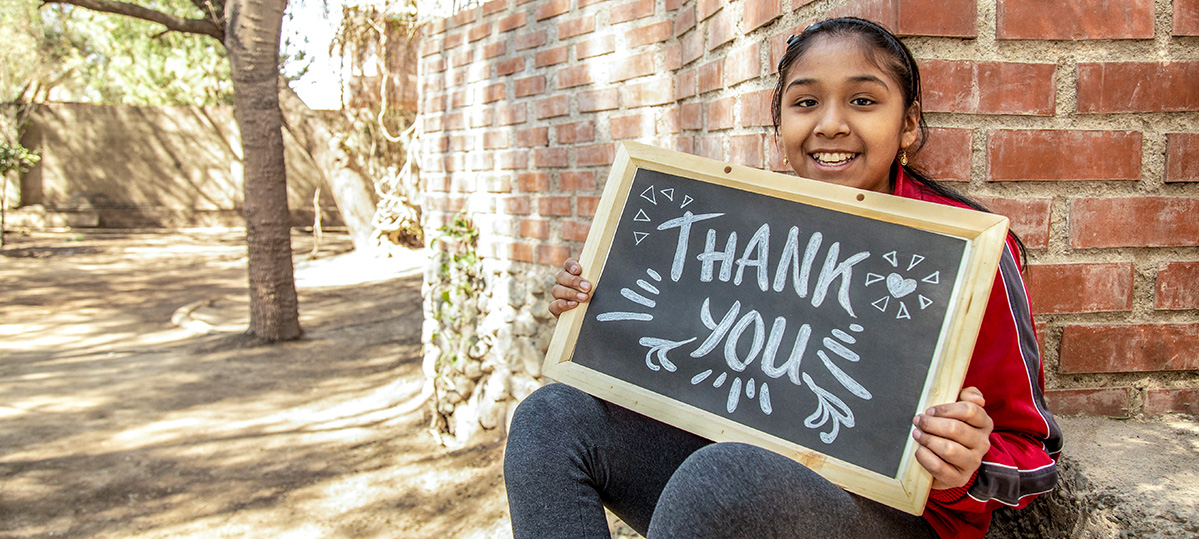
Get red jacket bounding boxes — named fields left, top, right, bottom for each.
left=892, top=168, right=1063, bottom=539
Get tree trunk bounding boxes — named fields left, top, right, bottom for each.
left=278, top=87, right=379, bottom=253
left=225, top=0, right=301, bottom=341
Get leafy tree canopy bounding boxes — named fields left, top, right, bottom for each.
left=1, top=0, right=232, bottom=106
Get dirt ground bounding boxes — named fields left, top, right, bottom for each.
left=0, top=230, right=510, bottom=539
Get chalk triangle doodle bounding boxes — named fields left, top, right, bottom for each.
left=922, top=271, right=940, bottom=284
left=918, top=295, right=933, bottom=310
left=865, top=273, right=885, bottom=286
left=660, top=188, right=674, bottom=201
left=884, top=251, right=899, bottom=267
left=633, top=231, right=649, bottom=245
left=908, top=254, right=925, bottom=271
left=640, top=185, right=658, bottom=205
left=633, top=209, right=651, bottom=222
left=872, top=296, right=890, bottom=312
left=896, top=302, right=911, bottom=320
left=680, top=195, right=694, bottom=208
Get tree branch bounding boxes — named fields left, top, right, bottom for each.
left=42, top=0, right=225, bottom=42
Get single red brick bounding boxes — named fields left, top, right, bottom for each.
left=738, top=89, right=774, bottom=128
left=1144, top=388, right=1199, bottom=415
left=670, top=136, right=695, bottom=155
left=562, top=220, right=592, bottom=241
left=424, top=57, right=447, bottom=74
left=469, top=108, right=495, bottom=128
left=659, top=108, right=680, bottom=135
left=448, top=134, right=470, bottom=152
left=535, top=0, right=570, bottom=20
left=909, top=127, right=972, bottom=182
left=468, top=22, right=493, bottom=42
left=698, top=59, right=724, bottom=95
left=498, top=12, right=527, bottom=33
left=1166, top=133, right=1199, bottom=182
left=519, top=172, right=550, bottom=192
left=577, top=34, right=617, bottom=59
left=664, top=43, right=682, bottom=70
left=706, top=97, right=735, bottom=131
left=666, top=0, right=682, bottom=9
left=1044, top=388, right=1132, bottom=417
left=449, top=7, right=478, bottom=28
left=627, top=21, right=672, bottom=48
left=517, top=126, right=549, bottom=147
left=972, top=196, right=1052, bottom=249
left=426, top=94, right=447, bottom=112
left=560, top=171, right=598, bottom=191
left=697, top=136, right=723, bottom=161
left=535, top=45, right=570, bottom=68
left=1070, top=197, right=1199, bottom=248
left=450, top=49, right=475, bottom=68
left=1024, top=263, right=1134, bottom=315
left=499, top=150, right=529, bottom=170
left=578, top=88, right=620, bottom=112
left=535, top=95, right=571, bottom=119
left=725, top=43, right=761, bottom=87
left=558, top=15, right=597, bottom=39
left=729, top=134, right=764, bottom=168
left=675, top=69, right=698, bottom=100
left=612, top=0, right=655, bottom=23
left=509, top=242, right=536, bottom=263
left=557, top=121, right=596, bottom=144
left=482, top=0, right=506, bottom=16
left=1177, top=0, right=1199, bottom=35
left=1059, top=323, right=1199, bottom=373
left=495, top=103, right=527, bottom=126
left=922, top=60, right=1055, bottom=115
left=680, top=102, right=703, bottom=130
left=502, top=195, right=532, bottom=215
left=1155, top=261, right=1199, bottom=310
left=444, top=112, right=465, bottom=131
left=426, top=17, right=447, bottom=36
left=829, top=0, right=975, bottom=37
left=520, top=218, right=550, bottom=239
left=497, top=57, right=525, bottom=77
left=698, top=0, right=722, bottom=20
left=485, top=176, right=512, bottom=193
left=742, top=0, right=781, bottom=32
left=1078, top=62, right=1199, bottom=113
left=535, top=147, right=569, bottom=168
left=538, top=244, right=574, bottom=267
left=515, top=30, right=547, bottom=50
left=483, top=131, right=508, bottom=150
left=480, top=83, right=505, bottom=104
left=624, top=78, right=674, bottom=108
left=998, top=0, right=1153, bottom=39
left=483, top=42, right=507, bottom=60
left=578, top=196, right=601, bottom=217
left=681, top=31, right=704, bottom=66
left=515, top=75, right=546, bottom=97
left=577, top=143, right=616, bottom=166
left=612, top=51, right=656, bottom=83
left=557, top=65, right=595, bottom=89
left=444, top=32, right=465, bottom=50
left=469, top=152, right=495, bottom=171
left=676, top=5, right=697, bottom=36
left=987, top=130, right=1141, bottom=181
left=707, top=8, right=736, bottom=51
left=610, top=114, right=646, bottom=139
left=540, top=196, right=573, bottom=216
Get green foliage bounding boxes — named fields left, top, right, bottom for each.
left=0, top=141, right=40, bottom=176
left=1, top=0, right=232, bottom=106
left=429, top=212, right=482, bottom=377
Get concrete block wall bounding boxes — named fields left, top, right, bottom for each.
left=417, top=0, right=1199, bottom=418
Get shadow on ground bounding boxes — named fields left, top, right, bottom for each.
left=0, top=231, right=509, bottom=539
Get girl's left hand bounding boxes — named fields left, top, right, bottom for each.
left=912, top=386, right=993, bottom=490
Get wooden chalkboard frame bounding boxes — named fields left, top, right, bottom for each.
left=542, top=141, right=1009, bottom=515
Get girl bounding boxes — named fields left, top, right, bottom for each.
left=505, top=17, right=1062, bottom=539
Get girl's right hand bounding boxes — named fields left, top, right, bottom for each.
left=549, top=257, right=592, bottom=318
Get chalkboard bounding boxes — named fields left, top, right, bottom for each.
left=543, top=142, right=1009, bottom=515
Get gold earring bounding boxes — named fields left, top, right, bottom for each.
left=899, top=150, right=908, bottom=166
left=783, top=155, right=789, bottom=165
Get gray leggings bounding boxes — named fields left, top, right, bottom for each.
left=504, top=384, right=938, bottom=538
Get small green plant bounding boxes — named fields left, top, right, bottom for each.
left=0, top=141, right=39, bottom=176
left=427, top=211, right=485, bottom=426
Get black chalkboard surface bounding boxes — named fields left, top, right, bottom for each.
left=543, top=142, right=1009, bottom=515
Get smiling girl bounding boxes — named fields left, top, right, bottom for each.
left=504, top=17, right=1062, bottom=539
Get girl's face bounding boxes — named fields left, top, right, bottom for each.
left=777, top=35, right=920, bottom=193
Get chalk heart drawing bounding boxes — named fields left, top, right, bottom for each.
left=885, top=273, right=918, bottom=298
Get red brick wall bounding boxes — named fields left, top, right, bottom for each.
left=417, top=0, right=1199, bottom=416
